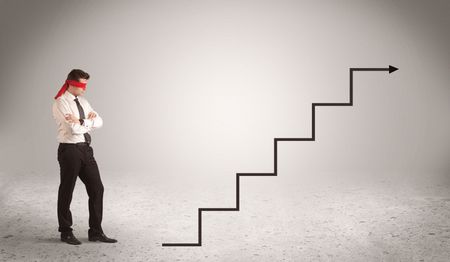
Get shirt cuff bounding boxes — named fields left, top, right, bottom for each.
left=82, top=118, right=93, bottom=128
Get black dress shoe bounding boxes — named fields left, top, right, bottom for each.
left=61, top=231, right=82, bottom=245
left=88, top=232, right=118, bottom=243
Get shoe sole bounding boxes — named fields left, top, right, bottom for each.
left=61, top=239, right=81, bottom=245
left=88, top=237, right=117, bottom=243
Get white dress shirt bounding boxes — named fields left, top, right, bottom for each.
left=52, top=90, right=103, bottom=143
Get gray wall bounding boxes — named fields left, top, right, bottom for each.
left=0, top=0, right=449, bottom=184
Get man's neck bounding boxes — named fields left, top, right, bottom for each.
left=68, top=90, right=77, bottom=98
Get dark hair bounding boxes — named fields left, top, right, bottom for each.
left=66, top=69, right=90, bottom=81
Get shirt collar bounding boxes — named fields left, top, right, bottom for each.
left=64, top=90, right=78, bottom=101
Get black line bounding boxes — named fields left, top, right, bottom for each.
left=162, top=65, right=398, bottom=247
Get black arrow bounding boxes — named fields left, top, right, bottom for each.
left=162, top=65, right=398, bottom=247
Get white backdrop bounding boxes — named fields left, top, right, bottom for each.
left=0, top=0, right=449, bottom=191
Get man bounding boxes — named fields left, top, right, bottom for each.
left=52, top=69, right=117, bottom=245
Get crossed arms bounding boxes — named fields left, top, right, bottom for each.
left=53, top=99, right=103, bottom=135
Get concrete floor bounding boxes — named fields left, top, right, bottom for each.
left=0, top=171, right=449, bottom=261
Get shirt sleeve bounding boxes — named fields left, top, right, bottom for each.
left=81, top=99, right=103, bottom=129
left=53, top=99, right=92, bottom=135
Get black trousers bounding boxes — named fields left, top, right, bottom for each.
left=57, top=142, right=104, bottom=234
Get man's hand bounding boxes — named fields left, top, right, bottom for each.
left=65, top=114, right=80, bottom=124
left=87, top=112, right=97, bottom=120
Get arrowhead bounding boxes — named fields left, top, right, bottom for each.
left=389, top=65, right=398, bottom=74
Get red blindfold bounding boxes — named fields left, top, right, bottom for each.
left=54, top=80, right=87, bottom=100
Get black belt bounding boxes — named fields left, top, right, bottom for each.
left=60, top=142, right=90, bottom=146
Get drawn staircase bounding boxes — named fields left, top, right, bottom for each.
left=162, top=65, right=399, bottom=246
